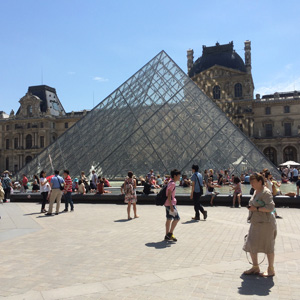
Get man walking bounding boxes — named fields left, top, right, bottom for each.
left=190, top=164, right=207, bottom=220
left=63, top=170, right=74, bottom=212
left=2, top=174, right=12, bottom=203
left=46, top=170, right=64, bottom=216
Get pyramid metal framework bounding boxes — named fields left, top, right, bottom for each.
left=18, top=51, right=280, bottom=179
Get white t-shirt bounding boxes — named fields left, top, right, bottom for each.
left=40, top=177, right=50, bottom=193
left=266, top=179, right=273, bottom=192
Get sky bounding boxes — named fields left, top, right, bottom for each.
left=1, top=0, right=300, bottom=114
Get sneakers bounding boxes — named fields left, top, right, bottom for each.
left=192, top=217, right=200, bottom=220
left=203, top=211, right=208, bottom=220
left=165, top=232, right=177, bottom=242
left=164, top=235, right=171, bottom=241
left=239, top=204, right=241, bottom=208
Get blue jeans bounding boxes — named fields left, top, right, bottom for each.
left=64, top=191, right=74, bottom=210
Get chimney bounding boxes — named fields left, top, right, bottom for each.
left=187, top=49, right=194, bottom=74
left=244, top=40, right=251, bottom=73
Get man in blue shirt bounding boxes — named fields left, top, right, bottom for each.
left=45, top=170, right=64, bottom=216
left=190, top=164, right=207, bottom=220
left=244, top=174, right=250, bottom=184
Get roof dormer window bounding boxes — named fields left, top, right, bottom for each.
left=27, top=105, right=33, bottom=117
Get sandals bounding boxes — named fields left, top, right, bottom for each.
left=259, top=267, right=275, bottom=277
left=243, top=265, right=260, bottom=275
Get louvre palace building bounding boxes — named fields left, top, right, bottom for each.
left=0, top=41, right=299, bottom=175
left=187, top=41, right=300, bottom=166
left=0, top=85, right=88, bottom=173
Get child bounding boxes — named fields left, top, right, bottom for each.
left=206, top=178, right=220, bottom=206
left=164, top=169, right=181, bottom=242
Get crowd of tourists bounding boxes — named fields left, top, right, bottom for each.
left=1, top=164, right=300, bottom=277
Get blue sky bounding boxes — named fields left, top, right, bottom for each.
left=1, top=0, right=300, bottom=114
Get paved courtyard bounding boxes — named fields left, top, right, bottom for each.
left=0, top=202, right=300, bottom=300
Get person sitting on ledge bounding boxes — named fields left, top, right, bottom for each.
left=281, top=173, right=289, bottom=183
left=78, top=180, right=86, bottom=194
left=142, top=178, right=155, bottom=195
left=206, top=177, right=220, bottom=206
left=103, top=177, right=111, bottom=187
left=156, top=175, right=163, bottom=187
left=96, top=177, right=111, bottom=194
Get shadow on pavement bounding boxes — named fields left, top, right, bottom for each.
left=145, top=241, right=175, bottom=249
left=238, top=274, right=274, bottom=296
left=23, top=212, right=41, bottom=216
left=114, top=219, right=131, bottom=222
left=182, top=220, right=204, bottom=224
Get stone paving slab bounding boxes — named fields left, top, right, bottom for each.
left=0, top=202, right=299, bottom=299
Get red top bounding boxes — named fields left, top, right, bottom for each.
left=22, top=176, right=28, bottom=186
left=97, top=182, right=104, bottom=194
left=64, top=175, right=72, bottom=192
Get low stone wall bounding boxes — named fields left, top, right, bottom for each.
left=10, top=193, right=300, bottom=207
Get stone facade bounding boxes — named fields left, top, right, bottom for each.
left=252, top=92, right=300, bottom=165
left=0, top=85, right=88, bottom=173
left=187, top=41, right=300, bottom=165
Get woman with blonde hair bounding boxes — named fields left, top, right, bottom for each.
left=243, top=172, right=277, bottom=277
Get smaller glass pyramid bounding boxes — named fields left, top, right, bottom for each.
left=18, top=51, right=280, bottom=179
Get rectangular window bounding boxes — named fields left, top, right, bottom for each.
left=265, top=107, right=271, bottom=115
left=6, top=125, right=9, bottom=131
left=65, top=122, right=68, bottom=129
left=284, top=106, right=290, bottom=113
left=6, top=139, right=9, bottom=149
left=27, top=123, right=31, bottom=129
left=14, top=138, right=18, bottom=149
left=265, top=124, right=273, bottom=137
left=40, top=136, right=45, bottom=148
left=284, top=123, right=292, bottom=136
left=40, top=122, right=44, bottom=128
left=52, top=122, right=55, bottom=129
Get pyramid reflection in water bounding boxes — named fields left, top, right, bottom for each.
left=19, top=51, right=280, bottom=179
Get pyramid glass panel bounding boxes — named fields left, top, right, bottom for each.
left=18, top=51, right=281, bottom=179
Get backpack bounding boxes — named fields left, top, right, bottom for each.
left=155, top=185, right=168, bottom=206
left=155, top=183, right=175, bottom=206
left=125, top=179, right=134, bottom=195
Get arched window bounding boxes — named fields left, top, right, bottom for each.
left=27, top=105, right=33, bottom=117
left=263, top=147, right=277, bottom=165
left=26, top=134, right=32, bottom=149
left=283, top=146, right=297, bottom=162
left=213, top=85, right=221, bottom=99
left=25, top=156, right=32, bottom=164
left=234, top=83, right=243, bottom=98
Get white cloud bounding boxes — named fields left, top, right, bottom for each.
left=93, top=76, right=108, bottom=82
left=255, top=76, right=300, bottom=96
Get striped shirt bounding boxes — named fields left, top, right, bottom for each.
left=64, top=175, right=72, bottom=192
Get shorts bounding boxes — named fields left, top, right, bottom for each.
left=165, top=206, right=180, bottom=220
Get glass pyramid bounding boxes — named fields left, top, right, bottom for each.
left=18, top=51, right=280, bottom=179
